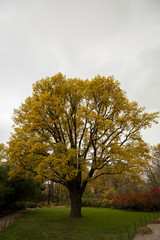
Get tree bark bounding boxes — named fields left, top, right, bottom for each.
left=70, top=191, right=82, bottom=218
left=68, top=180, right=83, bottom=218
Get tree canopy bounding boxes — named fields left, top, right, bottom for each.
left=7, top=73, right=159, bottom=217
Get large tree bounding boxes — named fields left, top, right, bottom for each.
left=8, top=73, right=159, bottom=217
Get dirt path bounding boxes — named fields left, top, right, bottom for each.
left=0, top=211, right=22, bottom=230
left=133, top=220, right=160, bottom=240
left=0, top=209, right=37, bottom=231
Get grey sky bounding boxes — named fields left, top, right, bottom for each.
left=0, top=0, right=160, bottom=145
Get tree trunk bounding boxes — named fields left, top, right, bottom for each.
left=70, top=191, right=82, bottom=218
left=68, top=180, right=83, bottom=218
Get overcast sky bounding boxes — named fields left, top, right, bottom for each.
left=0, top=0, right=160, bottom=146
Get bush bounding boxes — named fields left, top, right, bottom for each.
left=13, top=202, right=27, bottom=210
left=111, top=188, right=160, bottom=211
left=0, top=164, right=43, bottom=211
left=82, top=198, right=111, bottom=208
left=12, top=201, right=37, bottom=210
left=25, top=202, right=37, bottom=208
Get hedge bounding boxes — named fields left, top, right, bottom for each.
left=111, top=188, right=160, bottom=211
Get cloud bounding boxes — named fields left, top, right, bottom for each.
left=0, top=0, right=160, bottom=145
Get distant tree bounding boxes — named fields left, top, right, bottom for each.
left=45, top=181, right=69, bottom=205
left=86, top=173, right=145, bottom=202
left=7, top=73, right=159, bottom=217
left=146, top=144, right=160, bottom=188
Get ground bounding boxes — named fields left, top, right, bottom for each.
left=133, top=220, right=160, bottom=240
left=0, top=210, right=160, bottom=240
left=0, top=209, right=35, bottom=230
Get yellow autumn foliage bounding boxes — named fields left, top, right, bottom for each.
left=7, top=73, right=159, bottom=195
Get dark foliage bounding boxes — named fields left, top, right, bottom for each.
left=0, top=164, right=43, bottom=211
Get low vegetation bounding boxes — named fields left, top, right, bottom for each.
left=0, top=164, right=43, bottom=214
left=111, top=187, right=160, bottom=211
left=0, top=207, right=156, bottom=240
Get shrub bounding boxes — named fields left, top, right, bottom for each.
left=0, top=164, right=43, bottom=211
left=111, top=188, right=160, bottom=211
left=25, top=202, right=37, bottom=208
left=82, top=198, right=111, bottom=208
left=11, top=201, right=37, bottom=210
left=13, top=201, right=27, bottom=210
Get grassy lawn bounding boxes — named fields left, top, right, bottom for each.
left=0, top=207, right=156, bottom=240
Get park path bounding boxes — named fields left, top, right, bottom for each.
left=0, top=211, right=22, bottom=230
left=0, top=209, right=37, bottom=231
left=133, top=219, right=160, bottom=240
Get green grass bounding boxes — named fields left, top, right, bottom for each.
left=0, top=207, right=156, bottom=240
